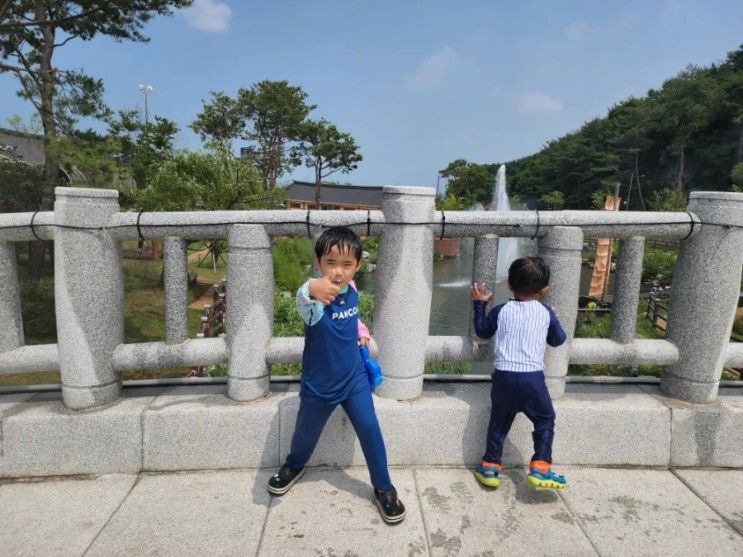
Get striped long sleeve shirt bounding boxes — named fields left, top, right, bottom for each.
left=473, top=299, right=567, bottom=372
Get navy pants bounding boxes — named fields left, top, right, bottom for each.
left=285, top=384, right=392, bottom=491
left=483, top=369, right=555, bottom=465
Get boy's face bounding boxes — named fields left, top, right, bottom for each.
left=315, top=245, right=362, bottom=289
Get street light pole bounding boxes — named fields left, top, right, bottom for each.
left=138, top=83, right=153, bottom=125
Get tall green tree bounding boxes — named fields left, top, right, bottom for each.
left=608, top=98, right=652, bottom=209
left=106, top=109, right=178, bottom=189
left=0, top=0, right=191, bottom=277
left=0, top=0, right=192, bottom=205
left=650, top=67, right=721, bottom=192
left=189, top=91, right=244, bottom=153
left=132, top=147, right=276, bottom=212
left=438, top=159, right=495, bottom=208
left=294, top=119, right=362, bottom=207
left=192, top=81, right=315, bottom=190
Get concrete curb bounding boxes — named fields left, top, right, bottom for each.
left=1, top=383, right=741, bottom=478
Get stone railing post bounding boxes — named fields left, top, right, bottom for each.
left=470, top=234, right=499, bottom=349
left=0, top=241, right=23, bottom=352
left=163, top=237, right=188, bottom=344
left=226, top=224, right=272, bottom=401
left=609, top=237, right=645, bottom=344
left=55, top=187, right=123, bottom=409
left=539, top=226, right=583, bottom=398
left=374, top=186, right=435, bottom=400
left=661, top=192, right=743, bottom=403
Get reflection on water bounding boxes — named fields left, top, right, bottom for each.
left=363, top=238, right=599, bottom=374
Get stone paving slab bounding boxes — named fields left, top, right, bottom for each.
left=2, top=466, right=743, bottom=556
left=258, top=467, right=428, bottom=556
left=559, top=467, right=743, bottom=556
left=85, top=469, right=272, bottom=557
left=0, top=474, right=136, bottom=556
left=674, top=469, right=743, bottom=536
left=414, top=467, right=597, bottom=556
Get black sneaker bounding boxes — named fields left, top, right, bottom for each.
left=373, top=486, right=406, bottom=524
left=267, top=465, right=305, bottom=496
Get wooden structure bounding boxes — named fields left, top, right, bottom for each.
left=588, top=195, right=622, bottom=299
left=188, top=279, right=226, bottom=377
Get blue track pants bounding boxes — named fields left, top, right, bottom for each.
left=285, top=385, right=392, bottom=491
left=483, top=369, right=555, bottom=465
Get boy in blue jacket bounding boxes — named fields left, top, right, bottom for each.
left=267, top=226, right=405, bottom=524
left=471, top=256, right=568, bottom=490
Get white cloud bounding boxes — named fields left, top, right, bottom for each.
left=406, top=46, right=458, bottom=90
left=516, top=92, right=563, bottom=113
left=566, top=20, right=588, bottom=41
left=184, top=0, right=232, bottom=33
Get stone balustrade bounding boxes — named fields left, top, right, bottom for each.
left=1, top=186, right=742, bottom=409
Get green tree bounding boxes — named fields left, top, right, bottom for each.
left=0, top=0, right=191, bottom=277
left=650, top=67, right=721, bottom=192
left=0, top=158, right=44, bottom=212
left=608, top=97, right=652, bottom=209
left=730, top=163, right=743, bottom=190
left=648, top=188, right=687, bottom=212
left=189, top=91, right=245, bottom=152
left=132, top=148, right=270, bottom=212
left=192, top=81, right=315, bottom=190
left=439, top=159, right=495, bottom=208
left=33, top=111, right=178, bottom=198
left=106, top=109, right=178, bottom=189
left=540, top=190, right=565, bottom=209
left=453, top=44, right=743, bottom=210
left=435, top=192, right=464, bottom=211
left=0, top=0, right=192, bottom=204
left=294, top=119, right=362, bottom=207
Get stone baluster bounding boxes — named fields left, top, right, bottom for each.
left=55, top=187, right=123, bottom=409
left=374, top=186, right=435, bottom=400
left=539, top=226, right=583, bottom=398
left=226, top=224, right=272, bottom=401
left=163, top=237, right=189, bottom=344
left=661, top=192, right=743, bottom=402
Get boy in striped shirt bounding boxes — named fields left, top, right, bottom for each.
left=471, top=256, right=568, bottom=490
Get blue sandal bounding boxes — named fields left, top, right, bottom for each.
left=473, top=464, right=501, bottom=488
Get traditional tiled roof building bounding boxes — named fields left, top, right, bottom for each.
left=284, top=181, right=383, bottom=210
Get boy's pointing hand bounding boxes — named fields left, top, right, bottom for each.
left=309, top=274, right=341, bottom=304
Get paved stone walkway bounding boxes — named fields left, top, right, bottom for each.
left=1, top=467, right=741, bottom=556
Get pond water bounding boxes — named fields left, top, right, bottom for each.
left=361, top=238, right=599, bottom=374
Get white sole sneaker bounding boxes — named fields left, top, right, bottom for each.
left=373, top=494, right=406, bottom=524
left=267, top=467, right=305, bottom=496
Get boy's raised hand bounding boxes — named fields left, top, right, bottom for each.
left=470, top=282, right=493, bottom=303
left=308, top=272, right=341, bottom=304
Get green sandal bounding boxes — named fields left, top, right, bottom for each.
left=473, top=464, right=501, bottom=488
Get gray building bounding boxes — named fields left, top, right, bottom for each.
left=0, top=127, right=45, bottom=166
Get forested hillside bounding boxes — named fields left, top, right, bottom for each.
left=441, top=44, right=743, bottom=211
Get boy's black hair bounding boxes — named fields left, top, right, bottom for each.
left=314, top=226, right=362, bottom=262
left=508, top=256, right=550, bottom=295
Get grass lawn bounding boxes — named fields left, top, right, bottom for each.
left=0, top=250, right=215, bottom=387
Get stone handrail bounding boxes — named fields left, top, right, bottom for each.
left=0, top=186, right=741, bottom=409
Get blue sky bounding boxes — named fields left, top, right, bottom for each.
left=1, top=0, right=742, bottom=189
